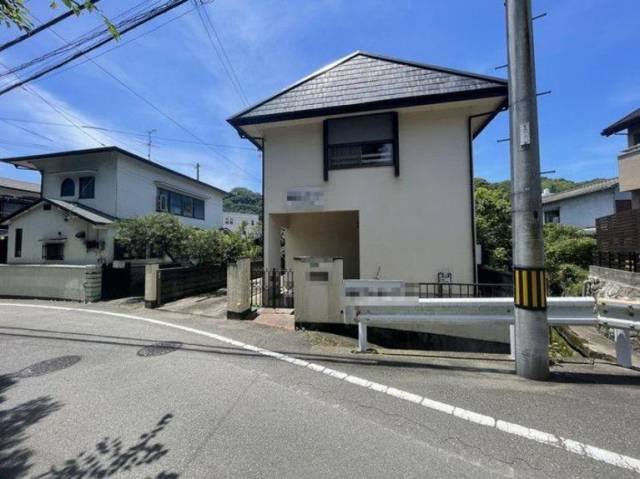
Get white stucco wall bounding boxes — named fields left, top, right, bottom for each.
left=41, top=151, right=118, bottom=215
left=5, top=203, right=114, bottom=264
left=223, top=212, right=259, bottom=231
left=262, top=105, right=477, bottom=284
left=115, top=152, right=223, bottom=228
left=542, top=188, right=628, bottom=229
left=284, top=211, right=360, bottom=279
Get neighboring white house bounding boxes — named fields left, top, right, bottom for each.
left=0, top=177, right=41, bottom=263
left=541, top=178, right=631, bottom=232
left=223, top=211, right=259, bottom=232
left=1, top=146, right=225, bottom=265
left=228, top=51, right=507, bottom=284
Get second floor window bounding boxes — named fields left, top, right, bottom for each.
left=156, top=188, right=205, bottom=220
left=79, top=176, right=95, bottom=199
left=60, top=178, right=75, bottom=197
left=324, top=112, right=398, bottom=179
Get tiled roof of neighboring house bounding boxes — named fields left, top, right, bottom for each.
left=0, top=198, right=116, bottom=226
left=228, top=51, right=507, bottom=126
left=0, top=176, right=40, bottom=193
left=1, top=146, right=226, bottom=195
left=47, top=199, right=116, bottom=225
left=541, top=178, right=618, bottom=205
left=602, top=108, right=640, bottom=136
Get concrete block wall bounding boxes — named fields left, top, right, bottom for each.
left=0, top=264, right=102, bottom=302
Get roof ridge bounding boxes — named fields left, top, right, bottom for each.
left=227, top=51, right=361, bottom=121
left=355, top=51, right=507, bottom=85
left=227, top=51, right=507, bottom=124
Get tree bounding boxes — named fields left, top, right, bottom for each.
left=1, top=1, right=115, bottom=37
left=115, top=213, right=261, bottom=265
left=474, top=180, right=512, bottom=270
left=115, top=214, right=187, bottom=263
left=543, top=223, right=596, bottom=295
left=223, top=187, right=262, bottom=217
left=474, top=178, right=597, bottom=295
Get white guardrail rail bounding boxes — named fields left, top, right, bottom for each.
left=342, top=280, right=639, bottom=368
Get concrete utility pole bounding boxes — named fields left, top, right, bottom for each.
left=195, top=162, right=200, bottom=180
left=506, top=0, right=549, bottom=380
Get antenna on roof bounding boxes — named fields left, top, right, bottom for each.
left=146, top=129, right=157, bottom=160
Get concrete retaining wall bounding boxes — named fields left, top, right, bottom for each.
left=0, top=264, right=102, bottom=302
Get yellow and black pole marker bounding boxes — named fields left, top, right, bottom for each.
left=513, top=267, right=547, bottom=310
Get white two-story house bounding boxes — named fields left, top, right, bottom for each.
left=228, top=51, right=507, bottom=284
left=1, top=146, right=225, bottom=265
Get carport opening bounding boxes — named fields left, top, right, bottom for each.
left=283, top=210, right=359, bottom=279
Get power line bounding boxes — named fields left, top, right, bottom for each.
left=0, top=0, right=102, bottom=53
left=195, top=1, right=248, bottom=106
left=33, top=6, right=197, bottom=82
left=1, top=119, right=55, bottom=143
left=0, top=117, right=255, bottom=150
left=0, top=60, right=107, bottom=147
left=0, top=0, right=191, bottom=96
left=16, top=19, right=259, bottom=181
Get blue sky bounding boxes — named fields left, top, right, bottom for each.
left=0, top=0, right=638, bottom=192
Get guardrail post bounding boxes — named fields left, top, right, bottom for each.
left=614, top=329, right=633, bottom=368
left=358, top=321, right=368, bottom=353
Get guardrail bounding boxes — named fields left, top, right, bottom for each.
left=342, top=280, right=639, bottom=368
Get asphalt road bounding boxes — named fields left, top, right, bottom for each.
left=0, top=300, right=639, bottom=478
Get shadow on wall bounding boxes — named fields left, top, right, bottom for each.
left=0, top=374, right=63, bottom=478
left=33, top=413, right=179, bottom=479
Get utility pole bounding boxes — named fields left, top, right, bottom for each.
left=146, top=129, right=156, bottom=160
left=195, top=162, right=200, bottom=180
left=506, top=0, right=549, bottom=380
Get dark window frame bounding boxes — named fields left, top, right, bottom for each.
left=156, top=188, right=205, bottom=220
left=14, top=228, right=22, bottom=258
left=323, top=111, right=399, bottom=181
left=42, top=242, right=64, bottom=261
left=60, top=178, right=75, bottom=197
left=78, top=176, right=95, bottom=199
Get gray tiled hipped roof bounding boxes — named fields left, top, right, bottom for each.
left=229, top=52, right=507, bottom=125
left=602, top=108, right=640, bottom=136
left=541, top=178, right=618, bottom=205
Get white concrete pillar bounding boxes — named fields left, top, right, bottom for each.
left=227, top=257, right=251, bottom=319
left=265, top=214, right=283, bottom=271
left=358, top=321, right=368, bottom=353
left=614, top=329, right=633, bottom=369
left=144, top=263, right=160, bottom=308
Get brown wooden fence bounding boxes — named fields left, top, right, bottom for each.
left=596, top=209, right=640, bottom=253
left=157, top=264, right=226, bottom=305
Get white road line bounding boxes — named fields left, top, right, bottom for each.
left=2, top=302, right=639, bottom=474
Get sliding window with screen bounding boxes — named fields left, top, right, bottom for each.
left=323, top=112, right=399, bottom=180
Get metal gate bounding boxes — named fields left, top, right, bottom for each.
left=251, top=267, right=294, bottom=308
left=101, top=263, right=132, bottom=300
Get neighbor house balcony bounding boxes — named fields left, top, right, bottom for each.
left=618, top=143, right=640, bottom=193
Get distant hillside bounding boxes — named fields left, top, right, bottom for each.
left=223, top=187, right=262, bottom=216
left=474, top=177, right=610, bottom=194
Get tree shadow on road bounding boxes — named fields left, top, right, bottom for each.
left=0, top=374, right=63, bottom=479
left=34, top=413, right=179, bottom=479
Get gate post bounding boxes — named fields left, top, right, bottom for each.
left=227, top=257, right=251, bottom=319
left=144, top=264, right=160, bottom=308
